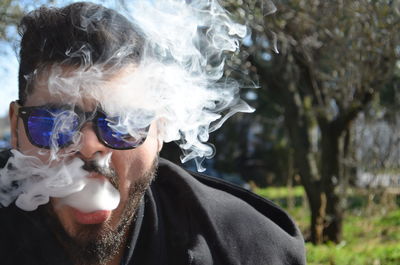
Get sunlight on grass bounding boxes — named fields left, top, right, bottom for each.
left=254, top=186, right=400, bottom=265
left=254, top=186, right=305, bottom=199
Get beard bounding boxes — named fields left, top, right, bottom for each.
left=39, top=157, right=158, bottom=265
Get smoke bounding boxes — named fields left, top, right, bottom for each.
left=38, top=0, right=257, bottom=171
left=0, top=149, right=120, bottom=212
left=0, top=0, right=277, bottom=211
left=128, top=1, right=254, bottom=169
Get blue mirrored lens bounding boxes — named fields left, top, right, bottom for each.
left=27, top=108, right=78, bottom=148
left=97, top=116, right=143, bottom=149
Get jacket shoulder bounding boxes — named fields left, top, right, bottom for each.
left=155, top=158, right=306, bottom=265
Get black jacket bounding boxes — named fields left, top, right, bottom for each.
left=0, top=150, right=306, bottom=265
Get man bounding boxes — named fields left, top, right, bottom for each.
left=0, top=2, right=306, bottom=265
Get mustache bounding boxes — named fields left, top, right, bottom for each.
left=82, top=159, right=119, bottom=189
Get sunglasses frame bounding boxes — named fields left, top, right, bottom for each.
left=14, top=102, right=148, bottom=150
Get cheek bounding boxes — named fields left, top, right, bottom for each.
left=111, top=124, right=160, bottom=187
left=111, top=145, right=158, bottom=189
left=16, top=120, right=52, bottom=161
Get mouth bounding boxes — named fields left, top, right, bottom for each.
left=72, top=208, right=112, bottom=224
left=60, top=177, right=121, bottom=214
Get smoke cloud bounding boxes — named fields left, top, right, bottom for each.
left=0, top=0, right=276, bottom=211
left=0, top=150, right=119, bottom=212
left=40, top=0, right=256, bottom=171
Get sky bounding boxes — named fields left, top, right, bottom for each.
left=0, top=41, right=18, bottom=118
left=0, top=0, right=45, bottom=118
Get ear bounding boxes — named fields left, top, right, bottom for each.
left=9, top=101, right=19, bottom=149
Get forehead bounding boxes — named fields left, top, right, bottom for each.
left=24, top=64, right=137, bottom=110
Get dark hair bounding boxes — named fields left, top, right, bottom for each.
left=18, top=2, right=144, bottom=104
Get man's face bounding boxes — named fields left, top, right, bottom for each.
left=9, top=66, right=162, bottom=263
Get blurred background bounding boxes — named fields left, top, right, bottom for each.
left=1, top=0, right=399, bottom=264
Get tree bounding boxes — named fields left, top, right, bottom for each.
left=0, top=0, right=24, bottom=41
left=0, top=0, right=55, bottom=42
left=225, top=0, right=400, bottom=244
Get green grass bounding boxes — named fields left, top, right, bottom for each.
left=253, top=185, right=305, bottom=199
left=305, top=213, right=400, bottom=265
left=306, top=242, right=400, bottom=265
left=254, top=186, right=400, bottom=265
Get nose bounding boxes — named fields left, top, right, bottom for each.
left=77, top=123, right=109, bottom=160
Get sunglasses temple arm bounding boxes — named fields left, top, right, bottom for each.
left=12, top=101, right=21, bottom=149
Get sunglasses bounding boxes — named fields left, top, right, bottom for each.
left=15, top=102, right=149, bottom=150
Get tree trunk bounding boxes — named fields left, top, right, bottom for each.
left=282, top=79, right=326, bottom=244
left=320, top=122, right=348, bottom=243
left=291, top=140, right=326, bottom=244
left=307, top=189, right=327, bottom=244
left=287, top=120, right=327, bottom=244
left=320, top=124, right=345, bottom=243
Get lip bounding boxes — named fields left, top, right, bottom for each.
left=72, top=208, right=111, bottom=224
